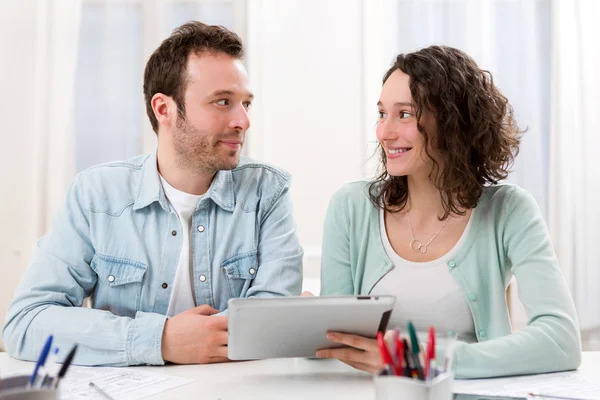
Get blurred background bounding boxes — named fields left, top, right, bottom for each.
left=0, top=0, right=598, bottom=350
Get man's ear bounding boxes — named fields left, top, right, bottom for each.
left=151, top=93, right=176, bottom=130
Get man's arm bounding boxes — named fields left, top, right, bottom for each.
left=246, top=182, right=303, bottom=298
left=2, top=177, right=166, bottom=366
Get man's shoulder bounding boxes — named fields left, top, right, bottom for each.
left=233, top=157, right=290, bottom=178
left=73, top=153, right=151, bottom=213
left=77, top=153, right=150, bottom=181
left=232, top=157, right=291, bottom=187
left=228, top=157, right=292, bottom=211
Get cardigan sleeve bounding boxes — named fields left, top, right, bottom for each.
left=453, top=186, right=581, bottom=378
left=320, top=186, right=355, bottom=295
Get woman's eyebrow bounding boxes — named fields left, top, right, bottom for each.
left=377, top=100, right=414, bottom=108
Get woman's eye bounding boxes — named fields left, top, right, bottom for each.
left=378, top=111, right=386, bottom=119
left=400, top=111, right=411, bottom=119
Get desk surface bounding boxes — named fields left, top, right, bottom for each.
left=1, top=352, right=599, bottom=399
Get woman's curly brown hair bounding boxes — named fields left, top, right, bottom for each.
left=369, top=45, right=523, bottom=220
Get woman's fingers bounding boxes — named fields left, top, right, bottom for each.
left=340, top=359, right=382, bottom=374
left=327, top=332, right=379, bottom=352
left=317, top=346, right=382, bottom=368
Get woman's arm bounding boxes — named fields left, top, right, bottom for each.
left=320, top=186, right=355, bottom=295
left=453, top=186, right=581, bottom=378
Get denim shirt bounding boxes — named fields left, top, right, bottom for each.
left=2, top=152, right=303, bottom=366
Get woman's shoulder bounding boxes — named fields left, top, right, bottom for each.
left=329, top=180, right=374, bottom=209
left=482, top=182, right=536, bottom=204
left=332, top=180, right=370, bottom=204
left=480, top=183, right=541, bottom=221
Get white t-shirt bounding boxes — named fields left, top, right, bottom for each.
left=160, top=176, right=204, bottom=317
left=371, top=209, right=477, bottom=344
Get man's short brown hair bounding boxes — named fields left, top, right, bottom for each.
left=143, top=21, right=244, bottom=133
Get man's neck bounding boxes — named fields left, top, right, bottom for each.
left=157, top=146, right=214, bottom=196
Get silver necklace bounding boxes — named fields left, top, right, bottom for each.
left=407, top=212, right=449, bottom=254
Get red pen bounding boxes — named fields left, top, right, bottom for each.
left=425, top=326, right=436, bottom=380
left=376, top=331, right=401, bottom=376
left=395, top=335, right=404, bottom=376
left=391, top=329, right=399, bottom=364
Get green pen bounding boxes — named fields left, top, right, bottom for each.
left=408, top=322, right=425, bottom=380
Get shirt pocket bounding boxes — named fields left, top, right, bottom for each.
left=221, top=250, right=258, bottom=298
left=90, top=253, right=147, bottom=318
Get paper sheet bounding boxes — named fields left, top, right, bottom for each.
left=453, top=371, right=600, bottom=400
left=57, top=366, right=194, bottom=400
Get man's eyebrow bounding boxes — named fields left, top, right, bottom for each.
left=208, top=90, right=254, bottom=99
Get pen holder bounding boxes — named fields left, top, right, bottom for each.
left=0, top=375, right=58, bottom=400
left=373, top=370, right=454, bottom=400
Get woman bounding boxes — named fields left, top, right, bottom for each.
left=316, top=46, right=581, bottom=379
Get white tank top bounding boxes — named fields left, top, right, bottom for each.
left=370, top=208, right=477, bottom=344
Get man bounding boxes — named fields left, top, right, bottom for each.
left=2, top=21, right=303, bottom=366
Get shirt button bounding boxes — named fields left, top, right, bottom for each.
left=469, top=294, right=477, bottom=302
left=197, top=225, right=205, bottom=232
left=249, top=268, right=256, bottom=275
left=171, top=230, right=177, bottom=236
left=108, top=275, right=115, bottom=283
left=199, top=275, right=207, bottom=282
left=448, top=261, right=456, bottom=268
left=162, top=282, right=168, bottom=289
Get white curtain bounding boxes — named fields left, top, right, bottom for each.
left=31, top=0, right=82, bottom=242
left=0, top=0, right=81, bottom=351
left=548, top=0, right=600, bottom=331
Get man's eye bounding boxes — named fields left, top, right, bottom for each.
left=243, top=102, right=252, bottom=109
left=378, top=111, right=386, bottom=119
left=216, top=99, right=229, bottom=106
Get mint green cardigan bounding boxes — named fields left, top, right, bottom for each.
left=320, top=182, right=581, bottom=379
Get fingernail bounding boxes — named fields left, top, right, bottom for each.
left=327, top=333, right=335, bottom=340
left=316, top=351, right=324, bottom=358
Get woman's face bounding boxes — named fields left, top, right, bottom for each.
left=376, top=69, right=436, bottom=178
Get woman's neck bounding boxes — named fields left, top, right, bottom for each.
left=405, top=174, right=447, bottom=222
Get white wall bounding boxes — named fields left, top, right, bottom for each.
left=0, top=0, right=38, bottom=351
left=246, top=0, right=376, bottom=289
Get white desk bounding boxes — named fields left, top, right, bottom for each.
left=1, top=352, right=599, bottom=399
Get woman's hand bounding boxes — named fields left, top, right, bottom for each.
left=315, top=332, right=385, bottom=373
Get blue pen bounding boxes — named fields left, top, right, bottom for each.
left=38, top=347, right=60, bottom=388
left=28, top=335, right=53, bottom=387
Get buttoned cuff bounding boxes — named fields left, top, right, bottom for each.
left=126, top=311, right=168, bottom=365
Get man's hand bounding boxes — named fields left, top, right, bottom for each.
left=161, top=305, right=229, bottom=364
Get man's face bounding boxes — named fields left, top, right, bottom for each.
left=172, top=52, right=253, bottom=173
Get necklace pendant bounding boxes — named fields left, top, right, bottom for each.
left=410, top=239, right=427, bottom=253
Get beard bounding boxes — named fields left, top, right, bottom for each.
left=173, top=115, right=243, bottom=174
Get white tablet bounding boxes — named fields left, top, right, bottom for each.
left=227, top=295, right=395, bottom=360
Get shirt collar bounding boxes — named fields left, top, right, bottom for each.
left=133, top=151, right=235, bottom=212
